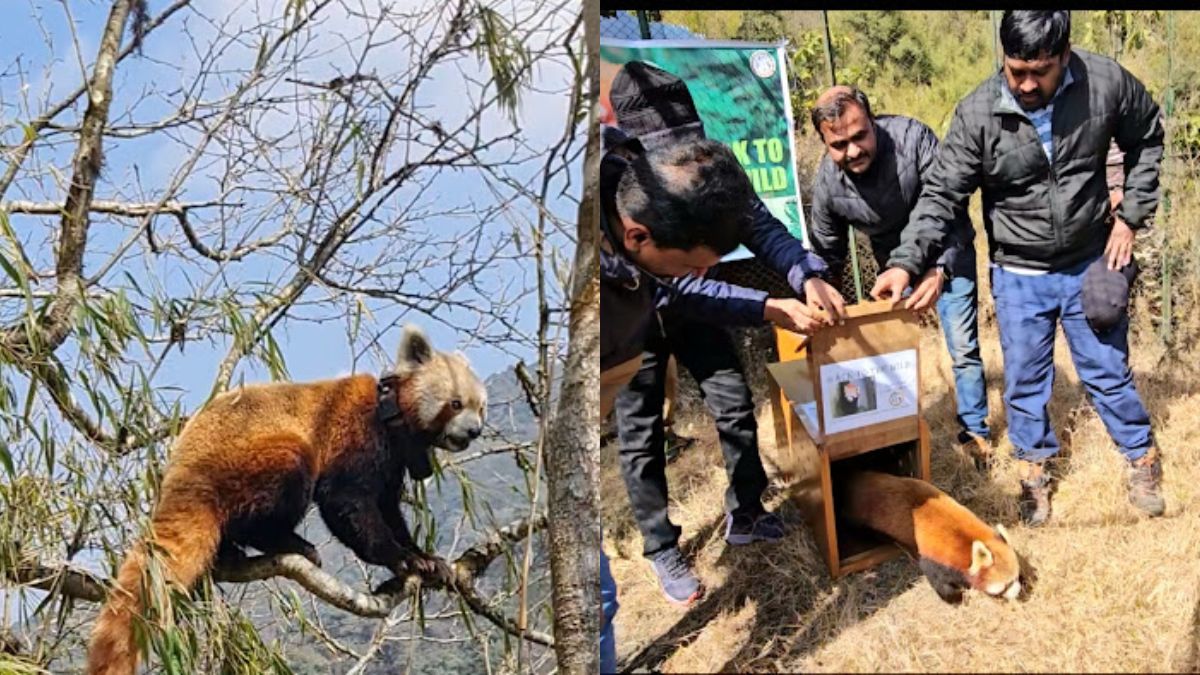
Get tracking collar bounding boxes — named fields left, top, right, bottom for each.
left=376, top=375, right=434, bottom=480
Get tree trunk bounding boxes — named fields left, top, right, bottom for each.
left=544, top=0, right=601, bottom=671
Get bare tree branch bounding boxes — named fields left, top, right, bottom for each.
left=3, top=199, right=235, bottom=218
left=3, top=515, right=551, bottom=646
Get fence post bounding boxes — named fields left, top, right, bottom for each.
left=991, top=11, right=1002, bottom=70
left=637, top=10, right=652, bottom=39
left=1161, top=10, right=1174, bottom=344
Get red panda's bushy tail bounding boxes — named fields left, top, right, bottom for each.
left=86, top=497, right=222, bottom=675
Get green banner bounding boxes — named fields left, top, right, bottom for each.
left=599, top=38, right=807, bottom=260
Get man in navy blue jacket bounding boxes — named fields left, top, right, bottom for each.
left=602, top=61, right=848, bottom=607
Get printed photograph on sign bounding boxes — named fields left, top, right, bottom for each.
left=820, top=350, right=917, bottom=434
left=832, top=377, right=878, bottom=419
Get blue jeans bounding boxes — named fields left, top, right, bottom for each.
left=991, top=256, right=1153, bottom=462
left=936, top=270, right=990, bottom=438
left=600, top=550, right=618, bottom=673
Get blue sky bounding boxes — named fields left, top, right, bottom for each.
left=1, top=0, right=580, bottom=419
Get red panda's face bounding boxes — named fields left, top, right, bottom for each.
left=394, top=325, right=487, bottom=453
left=968, top=523, right=1022, bottom=600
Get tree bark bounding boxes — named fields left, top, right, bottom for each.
left=544, top=0, right=601, bottom=671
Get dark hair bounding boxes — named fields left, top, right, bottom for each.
left=810, top=87, right=873, bottom=136
left=615, top=139, right=752, bottom=255
left=1000, top=11, right=1071, bottom=60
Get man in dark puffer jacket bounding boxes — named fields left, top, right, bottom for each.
left=909, top=10, right=1166, bottom=525
left=807, top=85, right=992, bottom=470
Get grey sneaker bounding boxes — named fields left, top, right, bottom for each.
left=648, top=547, right=704, bottom=606
left=724, top=511, right=786, bottom=546
left=1126, top=448, right=1165, bottom=517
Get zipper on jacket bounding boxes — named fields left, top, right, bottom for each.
left=1049, top=163, right=1062, bottom=253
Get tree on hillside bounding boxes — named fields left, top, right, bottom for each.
left=0, top=0, right=583, bottom=671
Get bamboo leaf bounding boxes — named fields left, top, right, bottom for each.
left=0, top=438, right=13, bottom=478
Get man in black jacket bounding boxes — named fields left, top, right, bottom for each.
left=807, top=85, right=992, bottom=469
left=602, top=61, right=847, bottom=607
left=910, top=10, right=1166, bottom=525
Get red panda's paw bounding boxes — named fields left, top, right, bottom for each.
left=300, top=543, right=322, bottom=568
left=394, top=551, right=455, bottom=588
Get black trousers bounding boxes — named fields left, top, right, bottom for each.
left=614, top=314, right=768, bottom=557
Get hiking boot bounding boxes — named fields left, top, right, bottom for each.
left=1126, top=447, right=1165, bottom=517
left=956, top=430, right=994, bottom=472
left=1017, top=460, right=1052, bottom=527
left=724, top=511, right=786, bottom=546
left=648, top=547, right=704, bottom=606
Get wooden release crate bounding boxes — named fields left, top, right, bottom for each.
left=766, top=299, right=931, bottom=578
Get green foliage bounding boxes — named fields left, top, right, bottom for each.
left=474, top=5, right=531, bottom=123
left=1076, top=11, right=1165, bottom=61
left=844, top=11, right=934, bottom=86
left=736, top=10, right=786, bottom=42
left=788, top=31, right=843, bottom=136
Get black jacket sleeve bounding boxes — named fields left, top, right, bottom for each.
left=807, top=167, right=849, bottom=278
left=899, top=102, right=984, bottom=277
left=913, top=122, right=959, bottom=275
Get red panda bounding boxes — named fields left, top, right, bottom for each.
left=838, top=470, right=1022, bottom=603
left=86, top=325, right=487, bottom=674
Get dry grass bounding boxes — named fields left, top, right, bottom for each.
left=602, top=304, right=1200, bottom=672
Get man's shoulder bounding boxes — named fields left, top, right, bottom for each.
left=1072, top=47, right=1120, bottom=73
left=876, top=114, right=935, bottom=137
left=1070, top=47, right=1129, bottom=90
left=876, top=114, right=939, bottom=155
left=813, top=153, right=840, bottom=189
left=945, top=75, right=1002, bottom=124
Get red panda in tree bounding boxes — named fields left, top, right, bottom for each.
left=839, top=471, right=1023, bottom=603
left=87, top=325, right=487, bottom=674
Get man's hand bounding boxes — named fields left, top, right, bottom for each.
left=906, top=267, right=944, bottom=312
left=1105, top=217, right=1135, bottom=270
left=803, top=277, right=846, bottom=325
left=764, top=297, right=830, bottom=334
left=870, top=267, right=911, bottom=303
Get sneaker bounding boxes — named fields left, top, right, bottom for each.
left=724, top=511, right=786, bottom=546
left=1017, top=460, right=1052, bottom=527
left=1126, top=448, right=1165, bottom=517
left=648, top=547, right=704, bottom=606
left=955, top=430, right=994, bottom=472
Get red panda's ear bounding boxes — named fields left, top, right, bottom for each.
left=969, top=540, right=994, bottom=576
left=397, top=324, right=434, bottom=372
left=995, top=523, right=1011, bottom=544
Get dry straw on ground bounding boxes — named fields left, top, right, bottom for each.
left=602, top=310, right=1200, bottom=673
